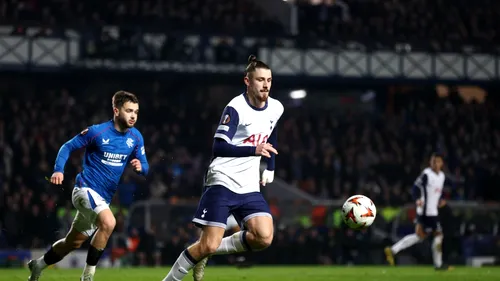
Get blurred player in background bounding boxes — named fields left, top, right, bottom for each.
left=161, top=55, right=284, bottom=281
left=27, top=91, right=149, bottom=281
left=385, top=153, right=451, bottom=270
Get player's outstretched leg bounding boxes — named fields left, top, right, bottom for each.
left=27, top=226, right=88, bottom=281
left=195, top=214, right=273, bottom=279
left=214, top=216, right=273, bottom=254
left=192, top=230, right=248, bottom=281
left=80, top=209, right=116, bottom=281
left=385, top=224, right=425, bottom=266
left=192, top=216, right=274, bottom=280
left=161, top=226, right=225, bottom=281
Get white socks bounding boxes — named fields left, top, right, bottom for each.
left=213, top=231, right=248, bottom=255
left=391, top=234, right=422, bottom=254
left=391, top=233, right=444, bottom=267
left=162, top=250, right=196, bottom=281
left=162, top=232, right=251, bottom=281
left=432, top=235, right=443, bottom=267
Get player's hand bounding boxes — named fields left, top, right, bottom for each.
left=255, top=143, right=278, bottom=158
left=416, top=199, right=423, bottom=207
left=50, top=172, right=64, bottom=185
left=130, top=159, right=142, bottom=173
left=261, top=169, right=275, bottom=186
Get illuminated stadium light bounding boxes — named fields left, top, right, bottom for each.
left=289, top=89, right=307, bottom=99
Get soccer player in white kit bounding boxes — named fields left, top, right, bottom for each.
left=385, top=153, right=451, bottom=270
left=160, top=55, right=284, bottom=281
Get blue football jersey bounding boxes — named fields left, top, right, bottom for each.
left=54, top=120, right=149, bottom=203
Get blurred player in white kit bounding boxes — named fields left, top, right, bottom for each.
left=385, top=153, right=452, bottom=270
left=160, top=55, right=284, bottom=281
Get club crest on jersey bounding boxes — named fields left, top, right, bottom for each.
left=80, top=128, right=89, bottom=135
left=222, top=114, right=230, bottom=125
left=126, top=138, right=134, bottom=148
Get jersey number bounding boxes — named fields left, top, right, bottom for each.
left=243, top=134, right=268, bottom=146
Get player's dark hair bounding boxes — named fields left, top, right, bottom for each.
left=245, top=55, right=270, bottom=77
left=431, top=152, right=444, bottom=159
left=112, top=91, right=139, bottom=109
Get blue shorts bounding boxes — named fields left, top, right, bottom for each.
left=416, top=215, right=442, bottom=233
left=192, top=185, right=272, bottom=229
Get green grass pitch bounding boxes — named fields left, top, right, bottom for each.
left=1, top=266, right=499, bottom=281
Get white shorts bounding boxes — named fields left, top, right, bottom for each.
left=71, top=187, right=110, bottom=237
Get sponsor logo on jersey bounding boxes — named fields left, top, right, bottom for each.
left=101, top=152, right=128, bottom=167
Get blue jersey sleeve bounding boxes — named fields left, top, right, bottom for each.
left=53, top=126, right=98, bottom=173
left=266, top=127, right=277, bottom=171
left=214, top=106, right=239, bottom=143
left=133, top=132, right=149, bottom=176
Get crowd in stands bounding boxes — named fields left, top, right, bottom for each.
left=0, top=0, right=283, bottom=35
left=297, top=0, right=500, bottom=51
left=2, top=0, right=499, bottom=52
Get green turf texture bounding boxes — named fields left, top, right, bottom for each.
left=1, top=266, right=499, bottom=281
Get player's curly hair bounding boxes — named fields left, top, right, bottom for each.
left=245, top=54, right=270, bottom=77
left=112, top=90, right=139, bottom=109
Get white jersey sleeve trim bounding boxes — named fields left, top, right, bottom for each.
left=217, top=125, right=230, bottom=132
left=214, top=133, right=231, bottom=143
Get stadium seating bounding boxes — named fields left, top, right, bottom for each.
left=0, top=0, right=284, bottom=35
left=297, top=0, right=500, bottom=52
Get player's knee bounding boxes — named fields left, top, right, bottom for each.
left=98, top=215, right=116, bottom=234
left=257, top=233, right=273, bottom=249
left=200, top=237, right=222, bottom=255
left=251, top=228, right=273, bottom=250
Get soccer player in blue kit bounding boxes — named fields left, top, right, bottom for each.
left=27, top=91, right=149, bottom=281
left=161, top=55, right=284, bottom=281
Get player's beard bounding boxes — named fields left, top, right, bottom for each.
left=117, top=114, right=134, bottom=129
left=258, top=90, right=269, bottom=102
left=251, top=87, right=268, bottom=103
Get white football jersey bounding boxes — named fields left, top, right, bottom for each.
left=205, top=93, right=284, bottom=194
left=414, top=167, right=445, bottom=216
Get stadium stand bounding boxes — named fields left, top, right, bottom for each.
left=0, top=0, right=284, bottom=35
left=297, top=0, right=500, bottom=52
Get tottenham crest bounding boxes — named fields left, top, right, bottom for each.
left=126, top=138, right=134, bottom=148
left=222, top=114, right=230, bottom=124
